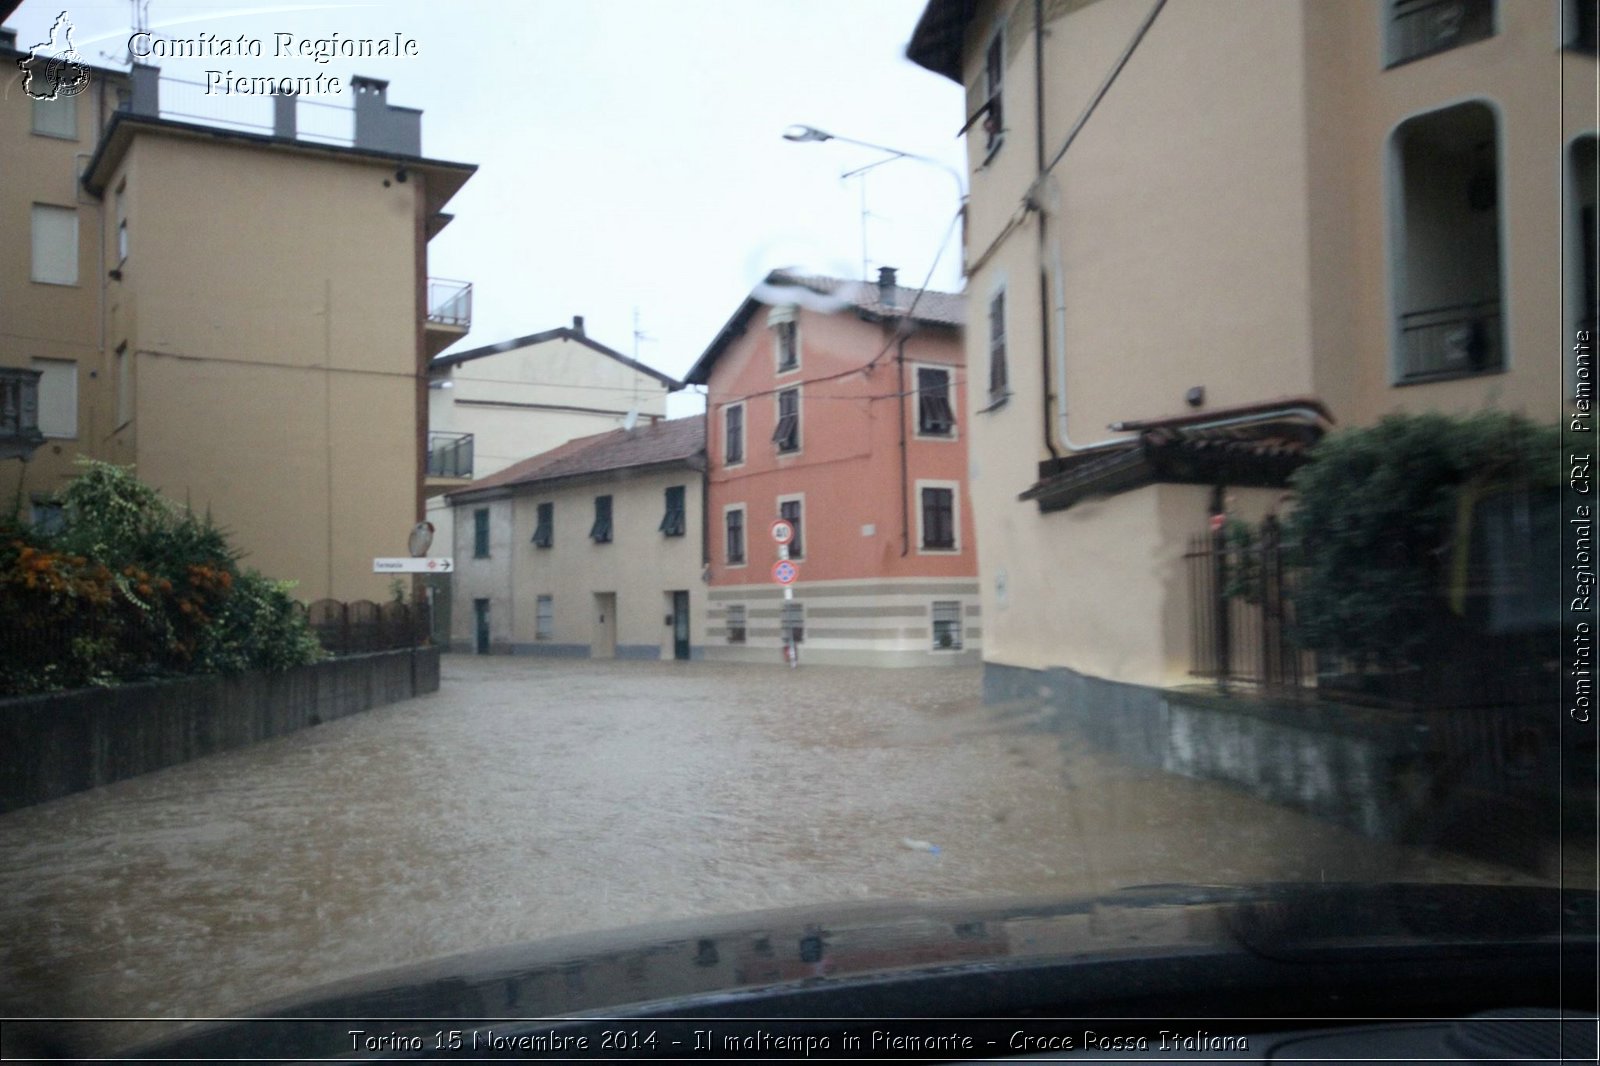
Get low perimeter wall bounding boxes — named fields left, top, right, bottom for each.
left=983, top=661, right=1567, bottom=865
left=0, top=647, right=440, bottom=814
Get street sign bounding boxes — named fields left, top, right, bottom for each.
left=771, top=519, right=794, bottom=545
left=374, top=557, right=454, bottom=573
left=772, top=559, right=797, bottom=585
left=407, top=521, right=435, bottom=558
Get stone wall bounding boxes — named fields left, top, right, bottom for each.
left=0, top=647, right=440, bottom=813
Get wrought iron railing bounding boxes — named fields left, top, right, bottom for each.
left=132, top=74, right=356, bottom=144
left=1185, top=517, right=1314, bottom=694
left=1397, top=299, right=1502, bottom=382
left=426, top=430, right=474, bottom=479
left=1387, top=0, right=1494, bottom=66
left=306, top=598, right=430, bottom=656
left=426, top=278, right=473, bottom=329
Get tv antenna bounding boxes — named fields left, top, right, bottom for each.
left=104, top=0, right=152, bottom=66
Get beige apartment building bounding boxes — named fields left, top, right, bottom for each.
left=2, top=33, right=474, bottom=601
left=906, top=0, right=1594, bottom=696
left=447, top=416, right=707, bottom=660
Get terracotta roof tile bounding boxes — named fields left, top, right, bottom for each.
left=447, top=416, right=705, bottom=499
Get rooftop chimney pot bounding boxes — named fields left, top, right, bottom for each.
left=572, top=315, right=585, bottom=334
left=877, top=266, right=898, bottom=306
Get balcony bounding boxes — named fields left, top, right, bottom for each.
left=425, top=278, right=473, bottom=358
left=425, top=430, right=474, bottom=495
left=1386, top=0, right=1494, bottom=67
left=0, top=368, right=44, bottom=460
left=1397, top=301, right=1503, bottom=383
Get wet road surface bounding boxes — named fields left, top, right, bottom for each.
left=0, top=657, right=1539, bottom=1051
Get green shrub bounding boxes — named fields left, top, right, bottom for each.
left=1284, top=411, right=1560, bottom=671
left=1, top=461, right=322, bottom=695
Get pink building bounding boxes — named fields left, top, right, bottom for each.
left=684, top=268, right=978, bottom=666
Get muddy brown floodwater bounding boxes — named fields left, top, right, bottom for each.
left=0, top=657, right=1538, bottom=1053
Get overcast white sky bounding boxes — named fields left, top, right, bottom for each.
left=10, top=0, right=968, bottom=416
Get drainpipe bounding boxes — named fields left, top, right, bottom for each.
left=897, top=336, right=910, bottom=556
left=1035, top=0, right=1061, bottom=462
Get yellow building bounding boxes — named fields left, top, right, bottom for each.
left=2, top=34, right=474, bottom=601
left=906, top=0, right=1594, bottom=695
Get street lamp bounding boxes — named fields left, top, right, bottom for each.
left=782, top=124, right=966, bottom=201
left=783, top=123, right=967, bottom=285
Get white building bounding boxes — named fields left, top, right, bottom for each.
left=424, top=317, right=679, bottom=636
left=447, top=416, right=707, bottom=660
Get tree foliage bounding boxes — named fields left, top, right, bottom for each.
left=0, top=461, right=323, bottom=695
left=1283, top=411, right=1560, bottom=671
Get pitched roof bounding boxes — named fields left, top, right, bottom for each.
left=906, top=0, right=976, bottom=83
left=447, top=415, right=706, bottom=500
left=1020, top=398, right=1335, bottom=513
left=683, top=270, right=965, bottom=385
left=432, top=325, right=680, bottom=389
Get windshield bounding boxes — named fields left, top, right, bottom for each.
left=0, top=0, right=1594, bottom=1058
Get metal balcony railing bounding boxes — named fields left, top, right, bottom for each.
left=0, top=368, right=44, bottom=459
left=1387, top=0, right=1494, bottom=67
left=1397, top=299, right=1503, bottom=382
left=426, top=278, right=473, bottom=329
left=427, top=430, right=474, bottom=479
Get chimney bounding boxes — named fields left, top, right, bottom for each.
left=272, top=95, right=296, bottom=139
left=877, top=265, right=898, bottom=306
left=1, top=28, right=18, bottom=51
left=130, top=63, right=161, bottom=117
left=351, top=75, right=421, bottom=155
left=572, top=315, right=585, bottom=335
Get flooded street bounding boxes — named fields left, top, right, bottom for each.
left=0, top=657, right=1536, bottom=1052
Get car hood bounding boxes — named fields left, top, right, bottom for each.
left=113, top=881, right=1592, bottom=1059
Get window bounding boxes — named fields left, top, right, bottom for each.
left=724, top=403, right=744, bottom=465
left=726, top=604, right=746, bottom=644
left=781, top=600, right=804, bottom=644
left=932, top=601, right=964, bottom=651
left=921, top=486, right=956, bottom=550
left=473, top=508, right=490, bottom=558
left=773, top=387, right=800, bottom=453
left=779, top=497, right=803, bottom=559
left=532, top=501, right=553, bottom=548
left=775, top=319, right=799, bottom=372
left=987, top=290, right=1008, bottom=402
left=591, top=494, right=613, bottom=543
left=115, top=343, right=132, bottom=426
left=983, top=27, right=1005, bottom=156
left=29, top=499, right=65, bottom=535
left=1391, top=101, right=1503, bottom=383
left=660, top=485, right=686, bottom=536
left=725, top=506, right=746, bottom=565
left=916, top=366, right=955, bottom=436
left=31, top=204, right=78, bottom=285
left=31, top=94, right=75, bottom=138
left=1570, top=0, right=1598, bottom=52
left=31, top=359, right=76, bottom=438
left=115, top=183, right=128, bottom=263
left=535, top=595, right=554, bottom=641
left=1386, top=0, right=1494, bottom=67
left=1572, top=136, right=1597, bottom=337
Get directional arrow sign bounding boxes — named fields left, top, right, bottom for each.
left=374, top=557, right=454, bottom=573
left=772, top=559, right=797, bottom=586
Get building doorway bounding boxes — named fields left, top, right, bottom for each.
left=592, top=592, right=617, bottom=659
left=473, top=598, right=490, bottom=655
left=670, top=590, right=690, bottom=661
